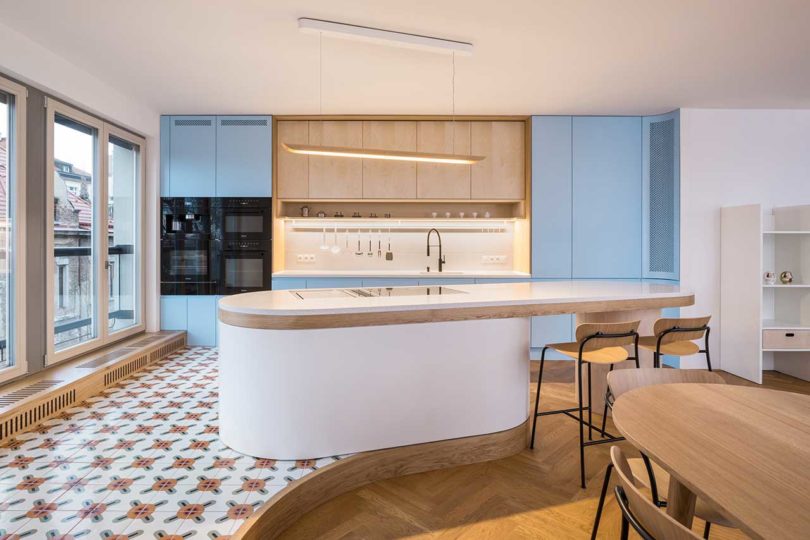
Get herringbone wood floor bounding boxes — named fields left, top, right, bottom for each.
left=282, top=364, right=809, bottom=539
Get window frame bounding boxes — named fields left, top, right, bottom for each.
left=0, top=76, right=27, bottom=384
left=45, top=99, right=146, bottom=365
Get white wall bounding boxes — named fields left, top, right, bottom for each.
left=680, top=108, right=810, bottom=369
left=0, top=20, right=161, bottom=332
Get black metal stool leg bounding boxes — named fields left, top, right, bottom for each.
left=590, top=463, right=613, bottom=540
left=703, top=521, right=712, bottom=539
left=704, top=328, right=713, bottom=371
left=578, top=359, right=586, bottom=489
left=530, top=347, right=548, bottom=450
left=587, top=362, right=593, bottom=441
left=600, top=365, right=614, bottom=435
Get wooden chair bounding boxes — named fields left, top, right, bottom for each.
left=591, top=369, right=733, bottom=539
left=530, top=320, right=640, bottom=489
left=610, top=446, right=701, bottom=540
left=638, top=316, right=712, bottom=370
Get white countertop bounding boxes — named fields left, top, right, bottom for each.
left=220, top=280, right=690, bottom=317
left=273, top=270, right=531, bottom=279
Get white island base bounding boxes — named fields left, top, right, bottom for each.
left=218, top=318, right=530, bottom=459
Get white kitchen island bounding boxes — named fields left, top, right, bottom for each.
left=217, top=281, right=692, bottom=460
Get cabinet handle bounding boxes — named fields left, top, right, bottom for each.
left=785, top=333, right=795, bottom=337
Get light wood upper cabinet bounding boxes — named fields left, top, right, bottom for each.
left=416, top=122, right=471, bottom=199
left=276, top=120, right=309, bottom=198
left=308, top=121, right=363, bottom=199
left=471, top=121, right=525, bottom=199
left=362, top=121, right=417, bottom=199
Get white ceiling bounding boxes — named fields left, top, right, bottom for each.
left=2, top=0, right=810, bottom=116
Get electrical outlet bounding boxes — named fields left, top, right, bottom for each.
left=482, top=255, right=506, bottom=264
left=296, top=254, right=316, bottom=263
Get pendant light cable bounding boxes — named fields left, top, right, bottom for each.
left=319, top=31, right=323, bottom=115
left=451, top=50, right=456, bottom=152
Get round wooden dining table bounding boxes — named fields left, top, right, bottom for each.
left=611, top=383, right=810, bottom=540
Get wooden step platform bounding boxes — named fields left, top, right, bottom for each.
left=0, top=331, right=186, bottom=445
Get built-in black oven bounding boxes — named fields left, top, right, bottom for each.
left=213, top=197, right=272, bottom=294
left=161, top=198, right=219, bottom=295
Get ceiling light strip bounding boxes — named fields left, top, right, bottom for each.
left=283, top=143, right=484, bottom=165
left=298, top=18, right=473, bottom=56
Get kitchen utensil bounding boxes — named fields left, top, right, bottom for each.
left=320, top=228, right=329, bottom=250
left=377, top=230, right=382, bottom=258
left=355, top=231, right=363, bottom=256
left=367, top=233, right=374, bottom=257
left=385, top=228, right=393, bottom=261
left=330, top=226, right=341, bottom=254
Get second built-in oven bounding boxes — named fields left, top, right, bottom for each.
left=220, top=249, right=272, bottom=294
left=213, top=197, right=272, bottom=294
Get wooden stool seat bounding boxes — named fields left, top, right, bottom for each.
left=638, top=336, right=700, bottom=356
left=547, top=342, right=630, bottom=364
left=627, top=458, right=734, bottom=528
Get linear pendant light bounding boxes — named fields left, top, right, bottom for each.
left=283, top=143, right=484, bottom=165
left=287, top=19, right=482, bottom=166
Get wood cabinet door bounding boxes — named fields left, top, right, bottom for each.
left=308, top=121, right=363, bottom=198
left=416, top=121, right=471, bottom=199
left=470, top=121, right=525, bottom=199
left=276, top=121, right=309, bottom=199
left=362, top=121, right=417, bottom=198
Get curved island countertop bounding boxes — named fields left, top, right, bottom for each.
left=219, top=280, right=693, bottom=329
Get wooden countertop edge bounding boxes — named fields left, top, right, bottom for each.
left=219, top=294, right=695, bottom=330
left=230, top=419, right=529, bottom=540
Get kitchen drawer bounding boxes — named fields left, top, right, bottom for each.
left=762, top=329, right=810, bottom=350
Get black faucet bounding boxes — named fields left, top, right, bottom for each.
left=426, top=228, right=445, bottom=272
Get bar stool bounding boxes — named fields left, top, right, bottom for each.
left=638, top=316, right=712, bottom=370
left=530, top=320, right=640, bottom=489
left=591, top=368, right=735, bottom=540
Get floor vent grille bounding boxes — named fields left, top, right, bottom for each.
left=104, top=355, right=148, bottom=386
left=0, top=389, right=75, bottom=440
left=150, top=336, right=186, bottom=363
left=0, top=380, right=62, bottom=406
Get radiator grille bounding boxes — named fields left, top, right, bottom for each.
left=0, top=380, right=62, bottom=406
left=0, top=390, right=75, bottom=440
left=174, top=119, right=211, bottom=127
left=220, top=118, right=267, bottom=127
left=104, top=355, right=148, bottom=386
left=648, top=118, right=675, bottom=273
left=78, top=348, right=137, bottom=368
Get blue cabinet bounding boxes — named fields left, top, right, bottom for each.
left=186, top=296, right=218, bottom=346
left=160, top=296, right=187, bottom=331
left=168, top=116, right=216, bottom=197
left=160, top=295, right=218, bottom=346
left=642, top=111, right=680, bottom=280
left=418, top=278, right=475, bottom=286
left=531, top=314, right=574, bottom=359
left=306, top=278, right=363, bottom=289
left=532, top=116, right=573, bottom=278
left=362, top=278, right=419, bottom=287
left=216, top=116, right=272, bottom=197
left=572, top=117, right=642, bottom=279
left=474, top=278, right=530, bottom=284
left=271, top=277, right=307, bottom=290
left=159, top=116, right=171, bottom=197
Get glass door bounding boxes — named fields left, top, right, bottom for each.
left=47, top=100, right=146, bottom=364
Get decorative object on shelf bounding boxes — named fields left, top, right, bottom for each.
left=459, top=212, right=465, bottom=218
left=316, top=210, right=327, bottom=218
left=353, top=212, right=361, bottom=218
left=300, top=205, right=310, bottom=217
left=334, top=211, right=344, bottom=218
left=780, top=271, right=794, bottom=284
left=444, top=212, right=451, bottom=218
left=472, top=212, right=479, bottom=218
left=484, top=211, right=491, bottom=218
left=431, top=212, right=438, bottom=218
left=384, top=213, right=392, bottom=218
left=764, top=271, right=777, bottom=285
left=369, top=212, right=378, bottom=218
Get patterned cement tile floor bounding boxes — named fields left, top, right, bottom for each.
left=0, top=347, right=339, bottom=539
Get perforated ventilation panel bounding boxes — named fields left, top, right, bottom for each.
left=174, top=119, right=211, bottom=127
left=220, top=119, right=268, bottom=127
left=648, top=119, right=675, bottom=274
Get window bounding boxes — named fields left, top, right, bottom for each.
left=47, top=100, right=145, bottom=364
left=0, top=76, right=26, bottom=382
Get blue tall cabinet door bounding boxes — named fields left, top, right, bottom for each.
left=572, top=117, right=642, bottom=279
left=216, top=116, right=272, bottom=197
left=160, top=116, right=171, bottom=197
left=160, top=296, right=187, bottom=331
left=642, top=111, right=680, bottom=280
left=531, top=116, right=573, bottom=278
left=168, top=116, right=216, bottom=196
left=187, top=296, right=218, bottom=346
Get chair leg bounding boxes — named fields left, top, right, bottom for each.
left=578, top=360, right=586, bottom=489
left=590, top=463, right=613, bottom=540
left=619, top=515, right=629, bottom=540
left=530, top=347, right=548, bottom=450
left=654, top=351, right=659, bottom=368
left=600, top=365, right=614, bottom=435
left=704, top=328, right=713, bottom=371
left=703, top=521, right=711, bottom=538
left=587, top=362, right=593, bottom=441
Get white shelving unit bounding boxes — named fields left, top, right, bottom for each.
left=721, top=204, right=810, bottom=383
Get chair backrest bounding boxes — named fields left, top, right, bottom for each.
left=653, top=316, right=711, bottom=345
left=575, top=320, right=640, bottom=352
left=611, top=446, right=700, bottom=540
left=607, top=367, right=725, bottom=401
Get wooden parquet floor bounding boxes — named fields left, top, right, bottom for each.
left=281, top=364, right=809, bottom=539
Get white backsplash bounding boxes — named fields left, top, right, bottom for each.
left=283, top=220, right=517, bottom=273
